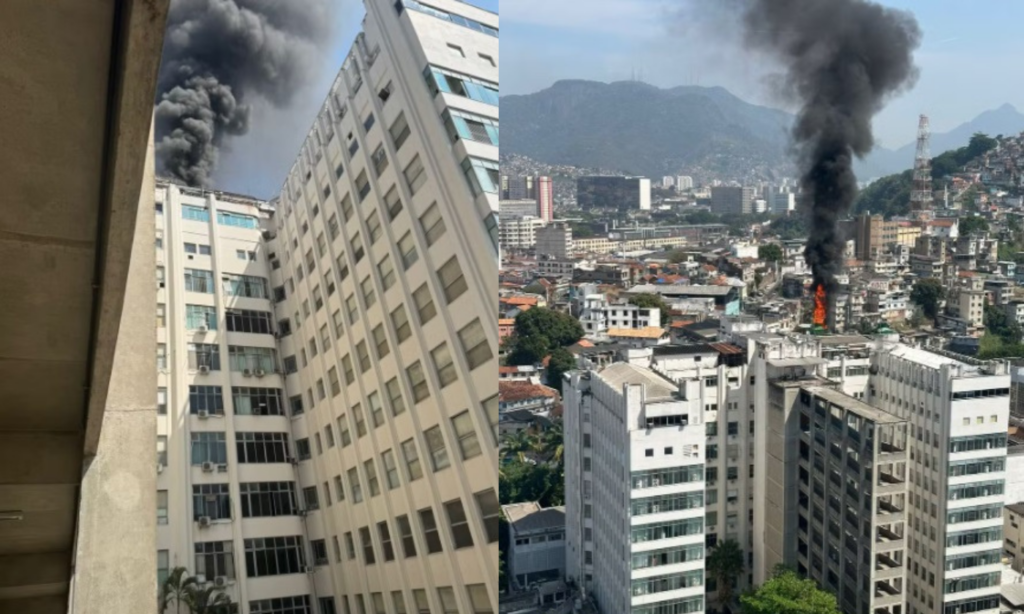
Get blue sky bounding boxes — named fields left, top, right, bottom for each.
left=501, top=0, right=1024, bottom=150
left=216, top=0, right=499, bottom=197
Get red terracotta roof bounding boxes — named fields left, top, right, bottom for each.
left=498, top=381, right=559, bottom=403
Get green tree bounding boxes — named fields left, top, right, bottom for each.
left=161, top=568, right=198, bottom=614
left=500, top=429, right=536, bottom=464
left=499, top=460, right=564, bottom=507
left=741, top=567, right=841, bottom=614
left=539, top=421, right=564, bottom=463
left=506, top=334, right=550, bottom=366
left=959, top=215, right=988, bottom=235
left=668, top=248, right=689, bottom=264
left=546, top=347, right=576, bottom=394
left=630, top=293, right=672, bottom=322
left=160, top=567, right=235, bottom=614
left=513, top=307, right=584, bottom=350
left=910, top=278, right=944, bottom=319
left=707, top=539, right=745, bottom=612
left=758, top=243, right=783, bottom=263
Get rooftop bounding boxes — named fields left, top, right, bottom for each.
left=607, top=327, right=667, bottom=340
left=802, top=385, right=904, bottom=425
left=598, top=362, right=677, bottom=401
left=627, top=284, right=734, bottom=296
left=501, top=502, right=566, bottom=534
left=498, top=381, right=559, bottom=403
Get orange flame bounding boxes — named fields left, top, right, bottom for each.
left=813, top=284, right=827, bottom=327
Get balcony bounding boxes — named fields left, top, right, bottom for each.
left=874, top=552, right=903, bottom=580
left=876, top=524, right=905, bottom=550
left=874, top=578, right=903, bottom=607
left=877, top=470, right=906, bottom=495
left=876, top=495, right=905, bottom=523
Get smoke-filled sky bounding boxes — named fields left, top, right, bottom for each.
left=500, top=0, right=1024, bottom=150
left=195, top=0, right=498, bottom=198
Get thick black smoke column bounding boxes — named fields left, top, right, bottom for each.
left=742, top=0, right=920, bottom=298
left=155, top=0, right=333, bottom=187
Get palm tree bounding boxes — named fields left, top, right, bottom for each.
left=160, top=567, right=198, bottom=614
left=189, top=583, right=235, bottom=614
left=539, top=422, right=564, bottom=463
left=706, top=539, right=745, bottom=613
left=500, top=429, right=534, bottom=463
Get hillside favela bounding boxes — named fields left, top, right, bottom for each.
left=497, top=1, right=1024, bottom=614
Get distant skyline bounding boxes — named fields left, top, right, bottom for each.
left=213, top=0, right=499, bottom=198
left=501, top=0, right=1024, bottom=152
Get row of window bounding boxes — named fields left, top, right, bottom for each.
left=398, top=0, right=498, bottom=37
left=189, top=431, right=289, bottom=465
left=185, top=385, right=285, bottom=416
left=182, top=205, right=261, bottom=229
left=184, top=269, right=268, bottom=298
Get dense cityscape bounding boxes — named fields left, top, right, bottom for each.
left=497, top=116, right=1024, bottom=614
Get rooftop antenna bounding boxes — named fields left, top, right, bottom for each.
left=910, top=114, right=934, bottom=220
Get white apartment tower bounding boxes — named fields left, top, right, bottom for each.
left=156, top=0, right=500, bottom=612
left=565, top=364, right=706, bottom=614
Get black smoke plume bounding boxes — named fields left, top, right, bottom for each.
left=155, top=0, right=333, bottom=187
left=741, top=0, right=920, bottom=296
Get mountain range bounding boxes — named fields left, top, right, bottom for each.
left=500, top=80, right=1024, bottom=182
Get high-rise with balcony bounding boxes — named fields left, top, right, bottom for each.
left=156, top=0, right=499, bottom=612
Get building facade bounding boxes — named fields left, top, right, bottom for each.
left=577, top=176, right=652, bottom=211
left=157, top=0, right=500, bottom=612
left=536, top=223, right=574, bottom=260
left=565, top=364, right=706, bottom=614
left=710, top=186, right=756, bottom=215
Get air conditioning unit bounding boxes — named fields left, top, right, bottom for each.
left=303, top=565, right=315, bottom=574
left=213, top=576, right=228, bottom=588
left=216, top=463, right=229, bottom=472
left=198, top=409, right=210, bottom=419
left=201, top=461, right=215, bottom=473
left=197, top=324, right=208, bottom=333
left=198, top=365, right=210, bottom=374
left=287, top=456, right=298, bottom=465
left=198, top=516, right=212, bottom=528
left=254, top=369, right=266, bottom=377
left=243, top=368, right=253, bottom=377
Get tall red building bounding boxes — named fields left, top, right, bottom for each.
left=537, top=176, right=553, bottom=221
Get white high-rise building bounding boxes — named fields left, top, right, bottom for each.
left=565, top=364, right=707, bottom=614
left=156, top=0, right=500, bottom=612
left=662, top=176, right=676, bottom=189
left=676, top=176, right=694, bottom=190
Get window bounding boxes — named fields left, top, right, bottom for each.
left=445, top=499, right=474, bottom=549
left=332, top=309, right=345, bottom=340
left=157, top=388, right=167, bottom=415
left=189, top=385, right=224, bottom=414
left=328, top=213, right=340, bottom=239
left=372, top=145, right=389, bottom=176
left=216, top=211, right=259, bottom=229
left=185, top=305, right=217, bottom=330
left=482, top=395, right=498, bottom=445
left=384, top=185, right=404, bottom=220
left=320, top=323, right=332, bottom=351
left=459, top=318, right=492, bottom=369
left=461, top=156, right=500, bottom=195
left=232, top=387, right=285, bottom=416
left=356, top=341, right=371, bottom=373
left=442, top=109, right=499, bottom=146
left=195, top=541, right=235, bottom=580
left=303, top=485, right=320, bottom=511
left=431, top=342, right=458, bottom=388
left=352, top=402, right=367, bottom=437
left=398, top=232, right=418, bottom=269
left=403, top=155, right=427, bottom=194
left=226, top=309, right=273, bottom=334
left=251, top=596, right=313, bottom=614
left=437, top=257, right=468, bottom=303
left=305, top=249, right=316, bottom=272
left=182, top=205, right=210, bottom=222
left=389, top=112, right=411, bottom=150
left=334, top=475, right=345, bottom=503
left=313, top=285, right=324, bottom=311
left=408, top=361, right=430, bottom=402
left=244, top=536, right=305, bottom=577
left=158, top=550, right=169, bottom=586
left=157, top=490, right=168, bottom=525
left=157, top=303, right=166, bottom=328
left=412, top=284, right=436, bottom=324
left=419, top=508, right=443, bottom=553
left=239, top=482, right=298, bottom=517
left=365, top=459, right=380, bottom=497
left=228, top=346, right=276, bottom=372
left=372, top=325, right=390, bottom=359
left=395, top=515, right=417, bottom=558
left=235, top=432, right=289, bottom=463
left=424, top=425, right=450, bottom=472
left=338, top=415, right=352, bottom=447
left=236, top=249, right=257, bottom=260
left=283, top=355, right=298, bottom=374
left=328, top=367, right=341, bottom=397
left=402, top=439, right=423, bottom=481
left=420, top=202, right=446, bottom=246
left=222, top=273, right=268, bottom=298
left=452, top=411, right=481, bottom=460
left=193, top=484, right=231, bottom=520
left=361, top=276, right=376, bottom=308
left=340, top=193, right=354, bottom=222
left=378, top=255, right=396, bottom=290
left=157, top=435, right=168, bottom=466
left=184, top=269, right=214, bottom=293
left=346, top=294, right=360, bottom=324
left=325, top=425, right=335, bottom=448
left=316, top=232, right=327, bottom=256
left=424, top=65, right=499, bottom=106
left=191, top=432, right=227, bottom=465
left=157, top=343, right=167, bottom=370
left=296, top=438, right=311, bottom=460
left=342, top=354, right=355, bottom=385
left=360, top=526, right=376, bottom=564
left=348, top=468, right=363, bottom=503
left=475, top=489, right=500, bottom=543
left=400, top=0, right=498, bottom=36
left=316, top=379, right=326, bottom=400
left=383, top=449, right=400, bottom=490
left=375, top=522, right=395, bottom=563
left=356, top=170, right=371, bottom=202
